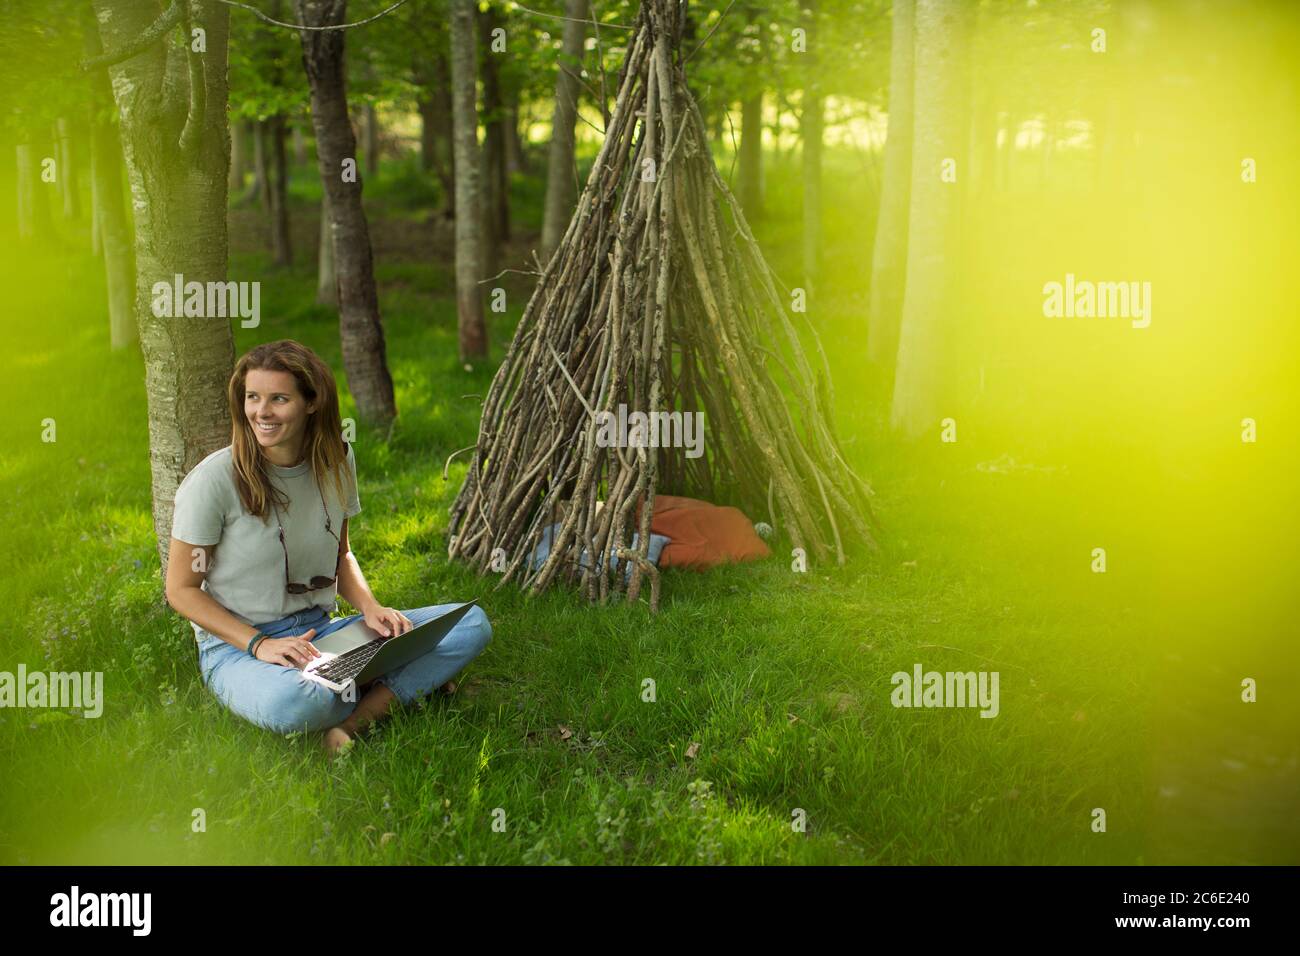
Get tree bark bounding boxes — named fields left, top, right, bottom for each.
left=56, top=119, right=81, bottom=220
left=867, top=0, right=914, bottom=368
left=15, top=141, right=53, bottom=244
left=91, top=125, right=137, bottom=350
left=292, top=121, right=307, bottom=165
left=417, top=94, right=437, bottom=171
left=737, top=93, right=764, bottom=218
left=84, top=7, right=136, bottom=350
left=297, top=0, right=397, bottom=427
left=451, top=0, right=487, bottom=361
left=432, top=51, right=456, bottom=219
left=889, top=0, right=972, bottom=438
left=540, top=0, right=586, bottom=264
left=362, top=101, right=379, bottom=178
left=252, top=119, right=270, bottom=210
left=505, top=96, right=526, bottom=175
left=316, top=193, right=336, bottom=306
left=269, top=113, right=292, bottom=266
left=93, top=0, right=236, bottom=572
left=228, top=117, right=246, bottom=193
left=800, top=0, right=822, bottom=294
left=801, top=89, right=823, bottom=293
left=479, top=6, right=508, bottom=276
left=416, top=53, right=456, bottom=218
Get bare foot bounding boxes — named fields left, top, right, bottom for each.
left=323, top=726, right=354, bottom=757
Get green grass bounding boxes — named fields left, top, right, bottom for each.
left=0, top=143, right=1293, bottom=866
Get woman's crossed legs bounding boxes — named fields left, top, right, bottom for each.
left=200, top=603, right=492, bottom=751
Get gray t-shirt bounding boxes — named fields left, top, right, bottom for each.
left=170, top=444, right=361, bottom=642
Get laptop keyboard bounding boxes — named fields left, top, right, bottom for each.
left=311, top=641, right=382, bottom=685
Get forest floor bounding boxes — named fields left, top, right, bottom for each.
left=1, top=144, right=1293, bottom=865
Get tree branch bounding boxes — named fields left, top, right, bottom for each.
left=178, top=1, right=207, bottom=157
left=685, top=0, right=736, bottom=64
left=80, top=0, right=182, bottom=71
left=590, top=0, right=609, bottom=127
left=216, top=0, right=410, bottom=31
left=558, top=62, right=601, bottom=114
left=511, top=2, right=632, bottom=31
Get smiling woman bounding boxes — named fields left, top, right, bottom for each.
left=161, top=340, right=491, bottom=756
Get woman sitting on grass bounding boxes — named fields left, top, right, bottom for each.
left=164, top=339, right=491, bottom=756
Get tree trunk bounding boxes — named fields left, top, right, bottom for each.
left=83, top=6, right=136, bottom=350
left=228, top=117, right=246, bottom=193
left=417, top=94, right=437, bottom=171
left=867, top=0, right=914, bottom=368
left=479, top=6, right=508, bottom=275
left=736, top=4, right=767, bottom=216
left=434, top=51, right=456, bottom=219
left=505, top=97, right=526, bottom=175
left=889, top=0, right=972, bottom=439
left=251, top=118, right=269, bottom=208
left=800, top=0, right=823, bottom=292
left=416, top=55, right=456, bottom=217
left=316, top=193, right=336, bottom=306
left=93, top=0, right=236, bottom=572
left=363, top=101, right=379, bottom=178
left=801, top=89, right=823, bottom=293
left=451, top=0, right=487, bottom=361
left=56, top=119, right=81, bottom=220
left=771, top=90, right=785, bottom=164
left=91, top=126, right=137, bottom=350
left=493, top=103, right=510, bottom=243
left=297, top=0, right=397, bottom=427
left=738, top=93, right=764, bottom=217
left=15, top=141, right=53, bottom=244
left=540, top=0, right=586, bottom=264
left=292, top=121, right=307, bottom=166
left=241, top=121, right=259, bottom=202
left=269, top=113, right=292, bottom=267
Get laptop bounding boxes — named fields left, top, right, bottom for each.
left=301, top=601, right=478, bottom=694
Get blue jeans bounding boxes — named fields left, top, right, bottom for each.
left=197, top=603, right=492, bottom=736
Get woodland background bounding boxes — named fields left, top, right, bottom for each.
left=0, top=0, right=1296, bottom=864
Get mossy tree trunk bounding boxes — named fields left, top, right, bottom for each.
left=91, top=0, right=236, bottom=573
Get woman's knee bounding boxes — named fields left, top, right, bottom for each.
left=463, top=605, right=493, bottom=652
left=255, top=679, right=347, bottom=735
left=412, top=602, right=492, bottom=653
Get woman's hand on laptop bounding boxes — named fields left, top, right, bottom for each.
left=364, top=605, right=413, bottom=639
left=255, top=631, right=322, bottom=669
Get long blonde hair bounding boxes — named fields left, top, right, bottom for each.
left=227, top=340, right=351, bottom=520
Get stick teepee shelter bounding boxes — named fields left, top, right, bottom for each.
left=448, top=0, right=877, bottom=609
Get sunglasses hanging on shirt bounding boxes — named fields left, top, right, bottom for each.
left=270, top=478, right=342, bottom=594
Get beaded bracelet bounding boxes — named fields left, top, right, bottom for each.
left=247, top=633, right=269, bottom=659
